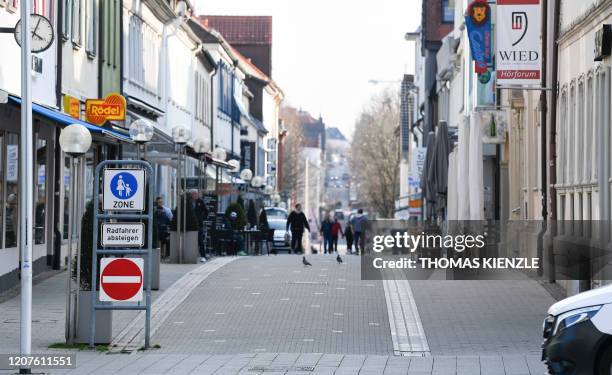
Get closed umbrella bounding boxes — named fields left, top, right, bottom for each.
left=447, top=149, right=458, bottom=220
left=468, top=113, right=484, bottom=220
left=432, top=121, right=451, bottom=215
left=421, top=132, right=437, bottom=219
left=457, top=116, right=470, bottom=220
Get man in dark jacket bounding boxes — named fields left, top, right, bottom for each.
left=286, top=203, right=310, bottom=254
left=190, top=190, right=208, bottom=259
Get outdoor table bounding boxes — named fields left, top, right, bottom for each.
left=238, top=229, right=261, bottom=255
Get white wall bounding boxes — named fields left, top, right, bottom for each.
left=0, top=5, right=57, bottom=106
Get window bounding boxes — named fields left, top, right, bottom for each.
left=62, top=0, right=72, bottom=39
left=5, top=134, right=18, bottom=248
left=586, top=75, right=593, bottom=182
left=85, top=0, right=97, bottom=56
left=33, top=0, right=54, bottom=21
left=35, top=137, right=46, bottom=245
left=218, top=63, right=235, bottom=120
left=62, top=156, right=71, bottom=240
left=442, top=0, right=454, bottom=23
left=194, top=72, right=210, bottom=125
left=71, top=0, right=82, bottom=46
left=558, top=90, right=567, bottom=184
left=578, top=81, right=584, bottom=182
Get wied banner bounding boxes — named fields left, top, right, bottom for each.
left=496, top=0, right=542, bottom=86
left=360, top=220, right=612, bottom=281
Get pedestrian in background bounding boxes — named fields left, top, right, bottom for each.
left=320, top=213, right=333, bottom=254
left=190, top=190, right=208, bottom=261
left=154, top=196, right=173, bottom=258
left=349, top=209, right=367, bottom=255
left=286, top=203, right=310, bottom=254
left=345, top=223, right=354, bottom=254
left=330, top=217, right=343, bottom=254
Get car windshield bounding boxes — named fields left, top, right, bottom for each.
left=268, top=220, right=286, bottom=230
left=266, top=208, right=288, bottom=219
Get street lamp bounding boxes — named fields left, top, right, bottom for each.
left=251, top=176, right=264, bottom=188
left=240, top=168, right=253, bottom=183
left=193, top=138, right=209, bottom=196
left=59, top=124, right=92, bottom=345
left=228, top=159, right=240, bottom=173
left=172, top=125, right=191, bottom=264
left=212, top=147, right=227, bottom=162
left=129, top=119, right=154, bottom=160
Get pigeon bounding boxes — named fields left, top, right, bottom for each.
left=336, top=254, right=343, bottom=264
left=302, top=256, right=312, bottom=267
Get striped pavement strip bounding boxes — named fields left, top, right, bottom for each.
left=383, top=278, right=430, bottom=357
left=110, top=257, right=239, bottom=352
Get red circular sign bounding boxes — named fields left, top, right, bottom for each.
left=100, top=258, right=143, bottom=301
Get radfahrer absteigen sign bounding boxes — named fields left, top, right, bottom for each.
left=496, top=0, right=542, bottom=86
left=103, top=169, right=145, bottom=211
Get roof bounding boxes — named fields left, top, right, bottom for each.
left=326, top=127, right=346, bottom=141
left=197, top=15, right=272, bottom=45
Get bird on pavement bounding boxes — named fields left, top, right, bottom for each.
left=302, top=256, right=312, bottom=267
left=336, top=254, right=343, bottom=264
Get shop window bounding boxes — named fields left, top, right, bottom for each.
left=5, top=134, right=18, bottom=248
left=35, top=137, right=46, bottom=245
left=62, top=156, right=71, bottom=240
left=441, top=0, right=454, bottom=23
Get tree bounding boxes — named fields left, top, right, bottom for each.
left=350, top=89, right=400, bottom=218
left=279, top=106, right=306, bottom=201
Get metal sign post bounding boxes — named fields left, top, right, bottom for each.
left=89, top=160, right=154, bottom=349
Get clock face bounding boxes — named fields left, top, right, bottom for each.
left=14, top=14, right=55, bottom=53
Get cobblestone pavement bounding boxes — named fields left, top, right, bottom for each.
left=0, top=252, right=555, bottom=374
left=3, top=351, right=545, bottom=374
left=0, top=263, right=201, bottom=353
left=152, top=254, right=394, bottom=355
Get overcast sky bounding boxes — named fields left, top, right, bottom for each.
left=193, top=0, right=421, bottom=139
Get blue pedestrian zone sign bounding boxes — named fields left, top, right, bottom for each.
left=103, top=169, right=145, bottom=211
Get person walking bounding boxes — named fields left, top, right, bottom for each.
left=345, top=223, right=354, bottom=254
left=190, top=190, right=208, bottom=261
left=330, top=218, right=343, bottom=254
left=154, top=196, right=173, bottom=258
left=349, top=209, right=367, bottom=255
left=286, top=203, right=310, bottom=254
left=320, top=213, right=333, bottom=254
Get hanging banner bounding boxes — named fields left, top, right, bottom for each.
left=465, top=0, right=492, bottom=74
left=496, top=0, right=541, bottom=86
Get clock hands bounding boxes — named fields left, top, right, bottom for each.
left=31, top=18, right=43, bottom=42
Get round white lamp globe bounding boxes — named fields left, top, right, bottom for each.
left=129, top=118, right=154, bottom=143
left=172, top=125, right=191, bottom=145
left=240, top=169, right=253, bottom=182
left=59, top=124, right=92, bottom=156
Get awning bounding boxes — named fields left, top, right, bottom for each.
left=8, top=96, right=134, bottom=143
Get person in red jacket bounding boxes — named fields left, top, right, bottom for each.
left=330, top=218, right=343, bottom=254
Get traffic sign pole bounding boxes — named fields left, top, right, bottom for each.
left=89, top=160, right=154, bottom=350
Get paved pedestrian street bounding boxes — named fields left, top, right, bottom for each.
left=0, top=254, right=555, bottom=374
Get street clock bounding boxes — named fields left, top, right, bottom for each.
left=14, top=14, right=54, bottom=53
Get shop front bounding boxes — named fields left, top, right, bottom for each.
left=0, top=96, right=131, bottom=293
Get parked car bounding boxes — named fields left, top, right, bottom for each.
left=268, top=219, right=291, bottom=251
left=265, top=207, right=288, bottom=220
left=542, top=284, right=612, bottom=374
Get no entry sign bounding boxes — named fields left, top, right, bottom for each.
left=99, top=258, right=144, bottom=302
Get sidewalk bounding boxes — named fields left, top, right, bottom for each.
left=0, top=262, right=203, bottom=353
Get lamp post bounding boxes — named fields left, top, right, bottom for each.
left=240, top=169, right=253, bottom=196
left=172, top=125, right=190, bottom=263
left=59, top=124, right=92, bottom=345
left=193, top=139, right=209, bottom=196
left=227, top=159, right=240, bottom=200
left=129, top=119, right=154, bottom=160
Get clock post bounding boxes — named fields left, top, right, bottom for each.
left=19, top=1, right=34, bottom=374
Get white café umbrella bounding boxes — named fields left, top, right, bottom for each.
left=468, top=113, right=484, bottom=220
left=457, top=115, right=471, bottom=220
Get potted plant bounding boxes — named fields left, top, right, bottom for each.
left=75, top=201, right=113, bottom=344
left=169, top=193, right=200, bottom=263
